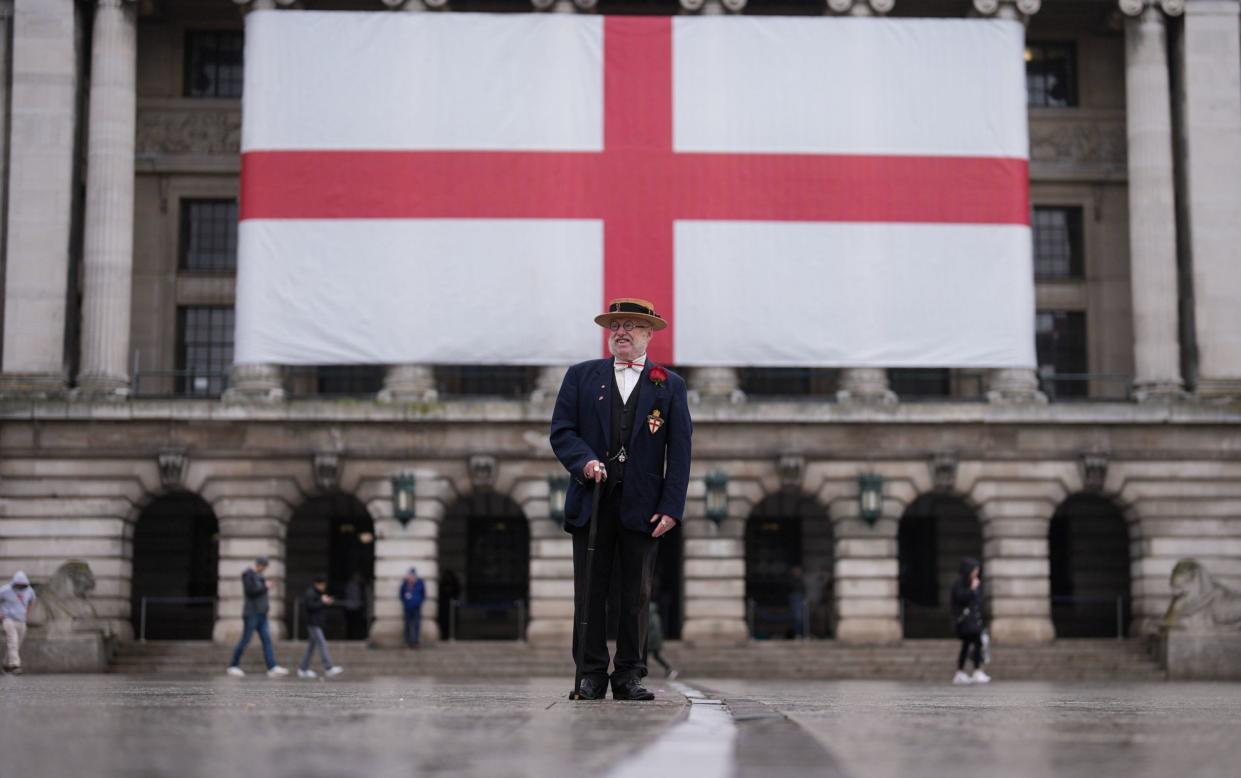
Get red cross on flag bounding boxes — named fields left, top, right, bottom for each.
left=237, top=12, right=1034, bottom=369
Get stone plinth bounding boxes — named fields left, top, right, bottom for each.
left=1162, top=629, right=1241, bottom=680
left=4, top=631, right=112, bottom=673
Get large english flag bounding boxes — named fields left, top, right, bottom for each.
left=237, top=12, right=1034, bottom=368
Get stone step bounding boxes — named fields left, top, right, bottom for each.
left=109, top=638, right=1163, bottom=680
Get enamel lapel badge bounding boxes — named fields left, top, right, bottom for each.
left=647, top=409, right=664, bottom=435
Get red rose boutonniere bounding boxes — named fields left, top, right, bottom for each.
left=649, top=366, right=668, bottom=388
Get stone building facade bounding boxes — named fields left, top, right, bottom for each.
left=1, top=0, right=1240, bottom=649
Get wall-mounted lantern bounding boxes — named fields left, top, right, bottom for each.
left=858, top=473, right=884, bottom=527
left=705, top=470, right=729, bottom=526
left=547, top=474, right=569, bottom=524
left=391, top=472, right=416, bottom=526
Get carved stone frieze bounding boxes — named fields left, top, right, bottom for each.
left=930, top=452, right=958, bottom=493
left=314, top=453, right=341, bottom=493
left=469, top=455, right=497, bottom=492
left=136, top=107, right=241, bottom=157
left=1029, top=116, right=1127, bottom=173
left=157, top=449, right=187, bottom=491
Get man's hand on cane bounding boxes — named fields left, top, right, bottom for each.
left=583, top=460, right=607, bottom=483
left=650, top=513, right=677, bottom=538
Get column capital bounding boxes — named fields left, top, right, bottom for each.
left=827, top=0, right=895, bottom=14
left=1119, top=0, right=1184, bottom=17
left=680, top=0, right=747, bottom=13
left=972, top=0, right=1041, bottom=21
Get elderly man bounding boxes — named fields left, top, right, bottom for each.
left=550, top=298, right=692, bottom=701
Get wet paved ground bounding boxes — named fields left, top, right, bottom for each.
left=1, top=675, right=1238, bottom=777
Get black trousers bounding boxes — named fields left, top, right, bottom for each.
left=571, top=483, right=658, bottom=686
left=957, top=633, right=983, bottom=670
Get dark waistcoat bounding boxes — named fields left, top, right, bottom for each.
left=608, top=374, right=639, bottom=482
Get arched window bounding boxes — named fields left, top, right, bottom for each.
left=1049, top=495, right=1131, bottom=638
left=898, top=494, right=983, bottom=638
left=439, top=493, right=529, bottom=640
left=286, top=493, right=375, bottom=640
left=744, top=493, right=833, bottom=639
left=131, top=493, right=219, bottom=640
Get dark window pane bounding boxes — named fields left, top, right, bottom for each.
left=185, top=30, right=244, bottom=99
left=316, top=366, right=385, bottom=396
left=1026, top=42, right=1077, bottom=108
left=1032, top=207, right=1084, bottom=279
left=180, top=199, right=238, bottom=272
left=738, top=368, right=839, bottom=398
left=889, top=369, right=951, bottom=399
left=436, top=366, right=538, bottom=398
left=176, top=306, right=233, bottom=397
left=1036, top=310, right=1087, bottom=399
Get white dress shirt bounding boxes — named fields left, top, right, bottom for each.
left=614, top=354, right=646, bottom=404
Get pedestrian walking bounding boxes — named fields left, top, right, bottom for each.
left=1, top=571, right=36, bottom=674
left=644, top=602, right=677, bottom=680
left=400, top=567, right=425, bottom=648
left=299, top=576, right=344, bottom=679
left=550, top=297, right=692, bottom=701
left=951, top=557, right=990, bottom=684
left=226, top=557, right=289, bottom=677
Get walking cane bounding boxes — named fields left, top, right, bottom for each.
left=570, top=479, right=603, bottom=700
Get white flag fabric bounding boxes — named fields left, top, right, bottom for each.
left=236, top=11, right=1034, bottom=368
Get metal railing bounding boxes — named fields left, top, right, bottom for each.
left=447, top=599, right=527, bottom=641
left=290, top=597, right=370, bottom=641
left=138, top=596, right=218, bottom=642
left=1050, top=595, right=1128, bottom=639
left=745, top=597, right=810, bottom=640
left=1038, top=372, right=1134, bottom=402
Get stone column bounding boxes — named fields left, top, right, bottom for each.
left=691, top=367, right=745, bottom=404
left=0, top=0, right=78, bottom=395
left=974, top=484, right=1057, bottom=643
left=833, top=491, right=902, bottom=643
left=826, top=0, right=895, bottom=16
left=212, top=497, right=290, bottom=643
left=77, top=0, right=137, bottom=398
left=1119, top=0, right=1185, bottom=400
left=986, top=368, right=1048, bottom=403
left=837, top=368, right=897, bottom=405
left=526, top=487, right=575, bottom=644
left=372, top=516, right=440, bottom=645
left=0, top=0, right=12, bottom=336
left=223, top=363, right=286, bottom=402
left=378, top=364, right=438, bottom=403
left=1179, top=0, right=1241, bottom=398
left=680, top=480, right=748, bottom=644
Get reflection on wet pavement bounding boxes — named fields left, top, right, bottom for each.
left=706, top=679, right=1241, bottom=778
left=0, top=676, right=686, bottom=778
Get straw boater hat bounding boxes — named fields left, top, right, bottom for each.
left=594, top=298, right=668, bottom=331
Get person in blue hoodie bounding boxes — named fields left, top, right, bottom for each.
left=400, top=567, right=426, bottom=648
left=1, top=571, right=36, bottom=674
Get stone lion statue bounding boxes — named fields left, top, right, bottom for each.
left=1164, top=558, right=1241, bottom=632
left=26, top=560, right=111, bottom=638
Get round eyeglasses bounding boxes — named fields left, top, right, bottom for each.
left=608, top=321, right=651, bottom=333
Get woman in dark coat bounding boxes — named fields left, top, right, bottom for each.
left=950, top=557, right=989, bottom=684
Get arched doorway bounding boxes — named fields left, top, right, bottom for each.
left=130, top=493, right=219, bottom=640
left=285, top=493, right=375, bottom=641
left=438, top=493, right=530, bottom=640
left=899, top=494, right=983, bottom=638
left=1049, top=494, right=1131, bottom=637
left=745, top=493, right=833, bottom=639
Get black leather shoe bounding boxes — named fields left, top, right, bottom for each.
left=611, top=678, right=655, bottom=701
left=571, top=676, right=607, bottom=700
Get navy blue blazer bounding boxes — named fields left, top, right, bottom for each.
left=550, top=358, right=692, bottom=534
